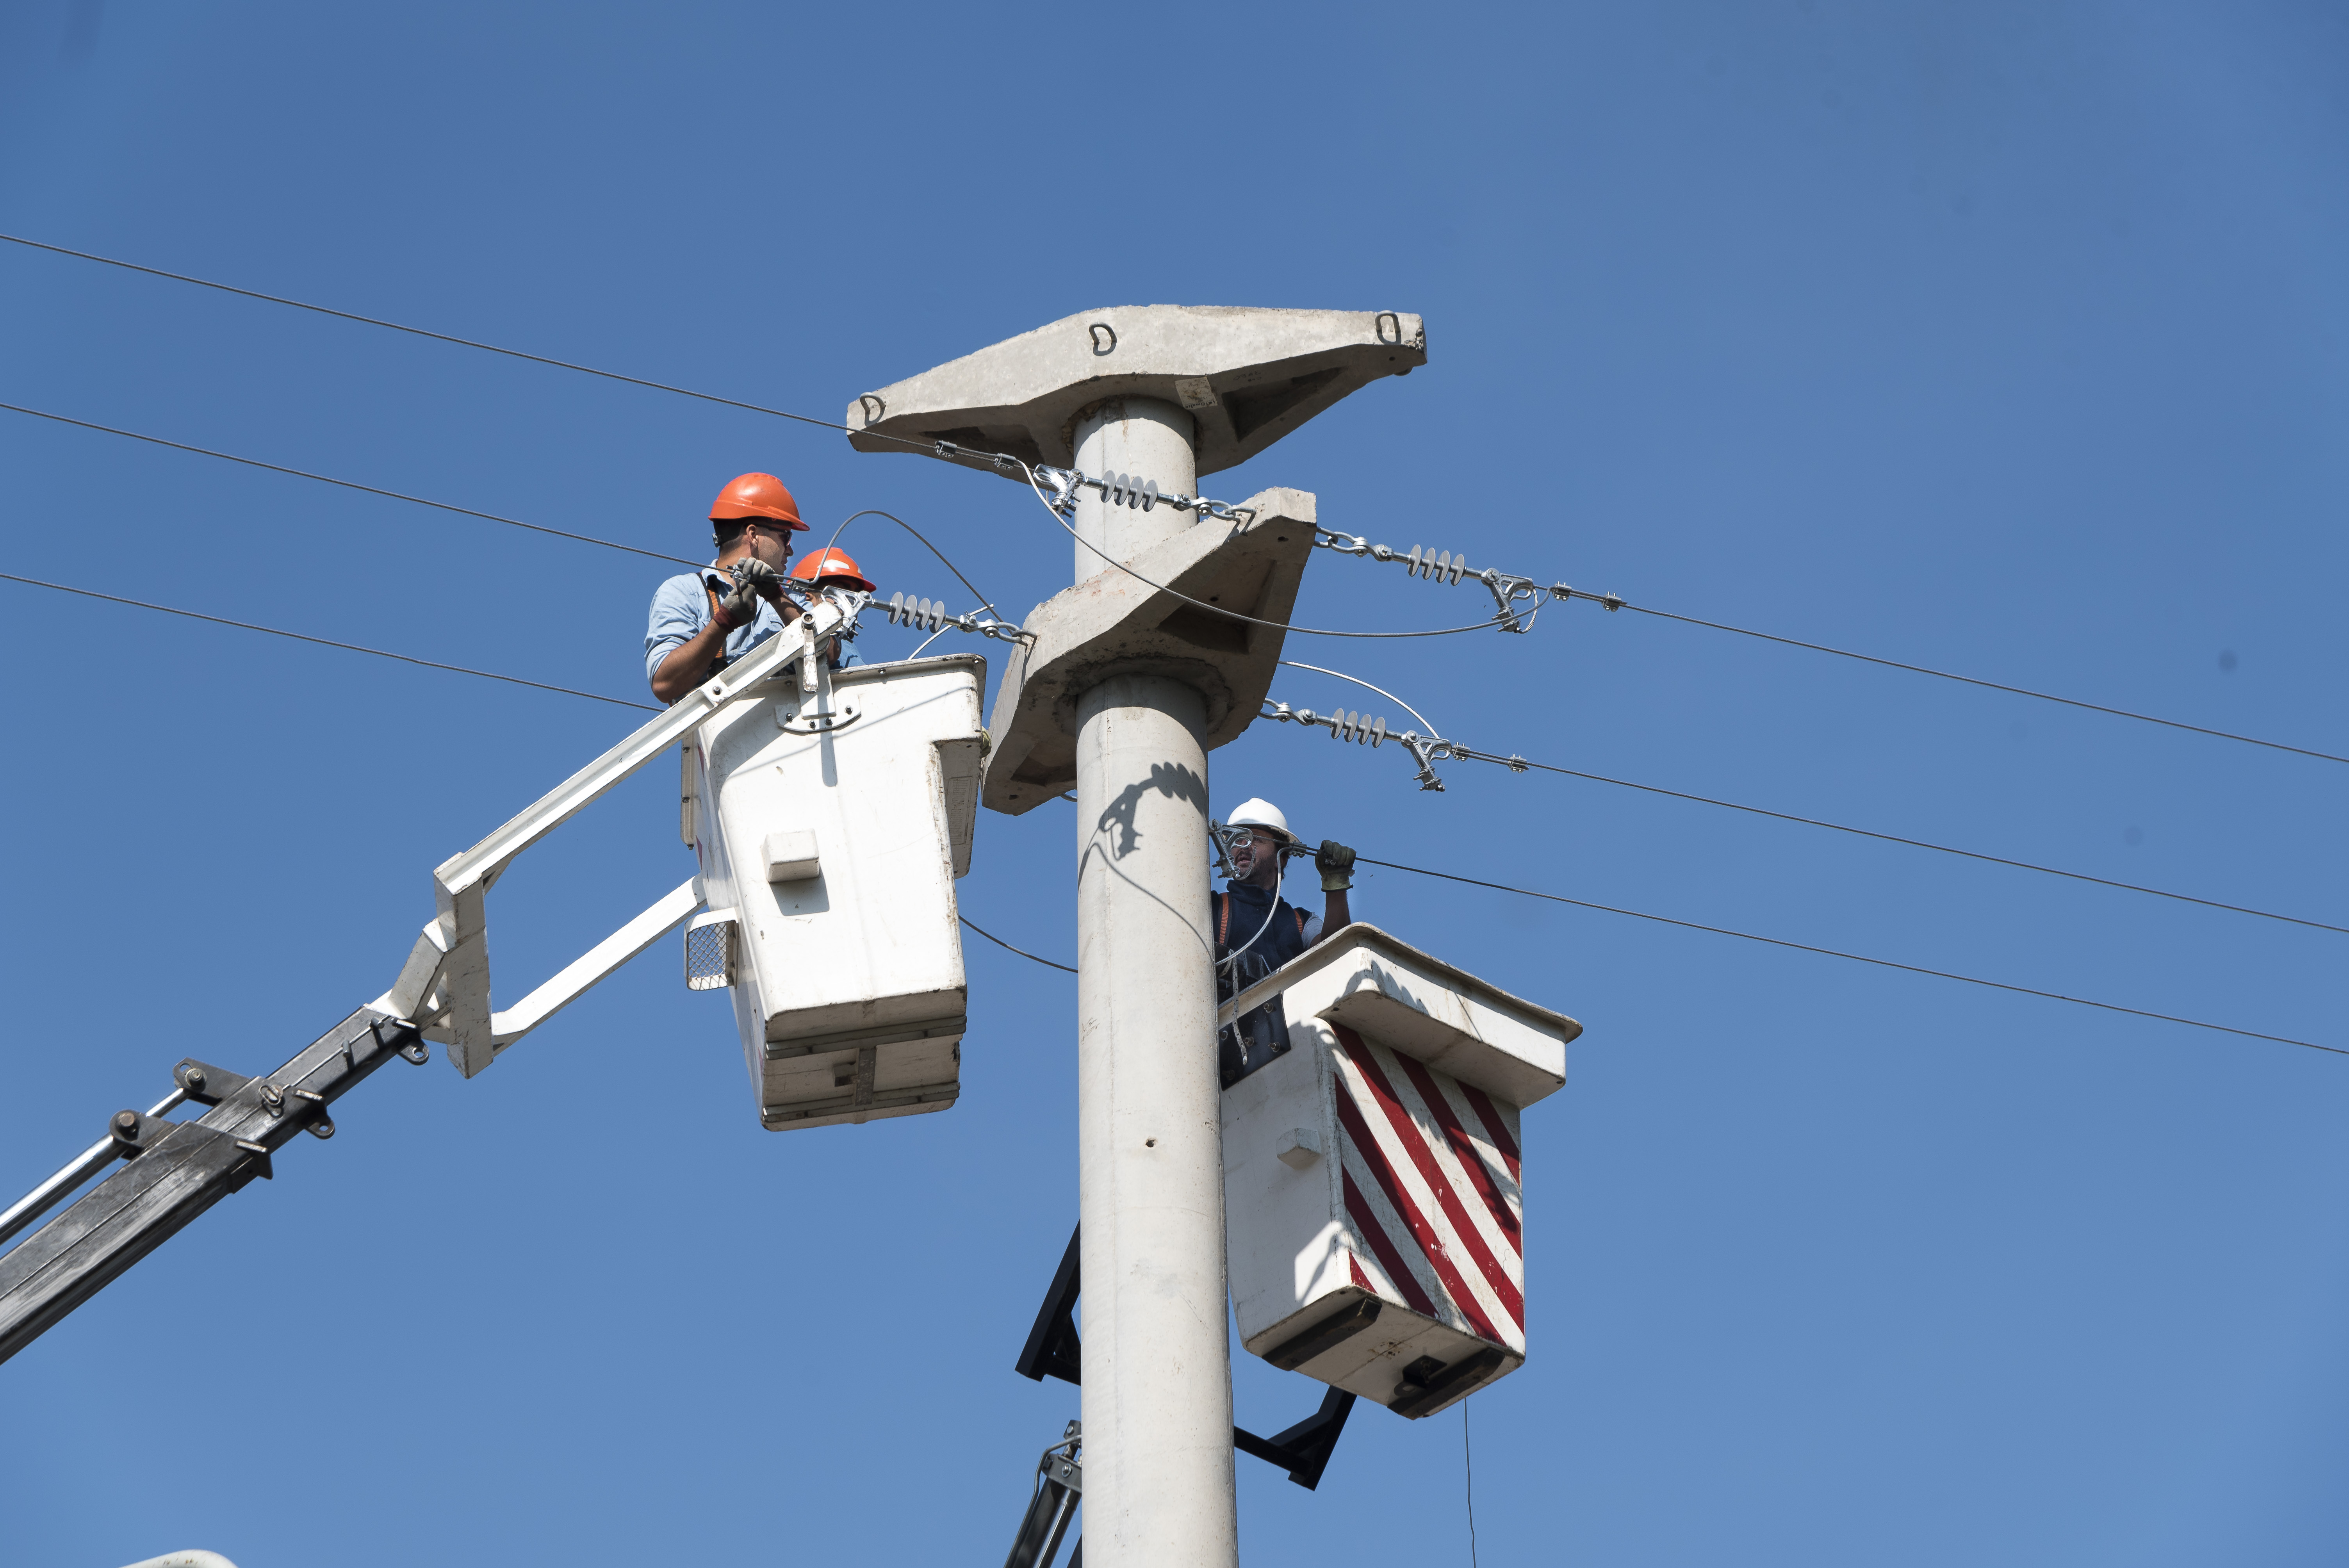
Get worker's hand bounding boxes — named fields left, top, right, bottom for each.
left=1315, top=839, right=1356, bottom=893
left=731, top=556, right=786, bottom=604
left=709, top=575, right=762, bottom=632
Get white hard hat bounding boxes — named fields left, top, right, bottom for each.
left=1226, top=798, right=1293, bottom=841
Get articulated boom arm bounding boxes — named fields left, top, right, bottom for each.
left=0, top=1010, right=427, bottom=1365
left=377, top=595, right=864, bottom=1075
left=0, top=596, right=865, bottom=1365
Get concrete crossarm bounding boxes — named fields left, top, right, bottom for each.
left=1219, top=923, right=1581, bottom=1108
left=983, top=489, right=1316, bottom=816
left=372, top=596, right=862, bottom=1077
left=845, top=305, right=1426, bottom=481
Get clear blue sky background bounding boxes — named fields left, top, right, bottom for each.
left=3, top=3, right=2344, bottom=1564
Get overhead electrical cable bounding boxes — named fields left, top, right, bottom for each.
left=0, top=572, right=658, bottom=711
left=0, top=401, right=703, bottom=568
left=0, top=403, right=1011, bottom=626
left=960, top=915, right=1076, bottom=974
left=0, top=231, right=935, bottom=451
left=15, top=230, right=2335, bottom=753
left=822, top=508, right=1001, bottom=616
left=1019, top=462, right=1533, bottom=640
left=1267, top=661, right=2342, bottom=935
left=1564, top=593, right=2349, bottom=768
left=1438, top=745, right=2347, bottom=937
left=1353, top=855, right=2337, bottom=1056
left=1278, top=659, right=1442, bottom=736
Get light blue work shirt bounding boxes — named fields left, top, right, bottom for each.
left=643, top=567, right=861, bottom=689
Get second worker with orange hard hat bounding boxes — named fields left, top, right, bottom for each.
left=643, top=472, right=868, bottom=703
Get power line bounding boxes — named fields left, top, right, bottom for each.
left=1570, top=593, right=2349, bottom=768
left=1355, top=855, right=2338, bottom=1056
left=19, top=227, right=2335, bottom=759
left=822, top=508, right=1001, bottom=616
left=1280, top=659, right=1442, bottom=736
left=0, top=571, right=658, bottom=711
left=0, top=400, right=702, bottom=568
left=1434, top=744, right=2347, bottom=937
left=961, top=915, right=1076, bottom=974
left=3, top=402, right=1012, bottom=627
left=1464, top=1396, right=1480, bottom=1568
left=1265, top=659, right=2342, bottom=935
left=2, top=226, right=1502, bottom=647
left=1020, top=462, right=1533, bottom=641
left=0, top=231, right=910, bottom=448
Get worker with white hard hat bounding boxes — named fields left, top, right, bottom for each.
left=645, top=473, right=864, bottom=704
left=1213, top=798, right=1356, bottom=1088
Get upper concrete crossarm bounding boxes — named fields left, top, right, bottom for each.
left=847, top=306, right=1425, bottom=481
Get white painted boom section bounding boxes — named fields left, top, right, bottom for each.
left=380, top=598, right=865, bottom=1076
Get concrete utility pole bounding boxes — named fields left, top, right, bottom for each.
left=852, top=306, right=1425, bottom=1568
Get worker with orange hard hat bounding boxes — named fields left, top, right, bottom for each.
left=788, top=546, right=878, bottom=666
left=644, top=472, right=864, bottom=703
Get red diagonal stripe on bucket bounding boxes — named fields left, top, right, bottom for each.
left=1391, top=1049, right=1522, bottom=1256
left=1458, top=1080, right=1521, bottom=1185
left=1334, top=1065, right=1506, bottom=1344
left=1338, top=1029, right=1523, bottom=1331
left=1342, top=1166, right=1440, bottom=1320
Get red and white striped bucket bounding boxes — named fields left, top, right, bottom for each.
left=1219, top=926, right=1577, bottom=1418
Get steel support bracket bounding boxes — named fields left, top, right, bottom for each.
left=1014, top=1221, right=1356, bottom=1490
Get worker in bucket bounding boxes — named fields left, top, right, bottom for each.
left=788, top=547, right=875, bottom=670
left=645, top=472, right=809, bottom=703
left=1214, top=798, right=1356, bottom=1088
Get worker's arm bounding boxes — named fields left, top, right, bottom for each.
left=648, top=579, right=755, bottom=704
left=1310, top=840, right=1355, bottom=945
left=649, top=610, right=733, bottom=703
left=647, top=568, right=801, bottom=705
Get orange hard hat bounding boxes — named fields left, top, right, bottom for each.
left=709, top=472, right=807, bottom=531
left=791, top=547, right=875, bottom=592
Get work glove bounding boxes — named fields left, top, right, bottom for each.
left=708, top=574, right=762, bottom=632
left=1315, top=839, right=1356, bottom=893
left=731, top=556, right=785, bottom=602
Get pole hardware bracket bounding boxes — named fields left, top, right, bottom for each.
left=106, top=1109, right=177, bottom=1159
left=173, top=1058, right=253, bottom=1107
left=1013, top=1221, right=1359, bottom=1490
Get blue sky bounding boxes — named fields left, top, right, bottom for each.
left=3, top=3, right=2344, bottom=1564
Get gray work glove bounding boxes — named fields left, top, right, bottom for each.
left=712, top=557, right=785, bottom=631
left=709, top=574, right=761, bottom=631
left=1315, top=839, right=1356, bottom=893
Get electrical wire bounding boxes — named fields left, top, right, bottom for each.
left=21, top=228, right=2333, bottom=763
left=0, top=400, right=703, bottom=568
left=820, top=508, right=1001, bottom=616
left=1021, top=463, right=1536, bottom=641
left=5, top=230, right=1490, bottom=646
left=960, top=915, right=1076, bottom=974
left=1355, top=855, right=2338, bottom=1055
left=1216, top=855, right=1289, bottom=973
left=1432, top=745, right=2348, bottom=938
left=0, top=571, right=658, bottom=711
left=1279, top=659, right=1442, bottom=736
left=1574, top=594, right=2349, bottom=768
left=1464, top=1396, right=1480, bottom=1568
left=0, top=231, right=947, bottom=454
left=1267, top=656, right=2342, bottom=935
left=2, top=402, right=1012, bottom=647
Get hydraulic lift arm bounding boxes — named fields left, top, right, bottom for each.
left=0, top=1010, right=426, bottom=1365
left=0, top=599, right=864, bottom=1367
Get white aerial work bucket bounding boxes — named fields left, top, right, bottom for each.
left=1219, top=925, right=1579, bottom=1418
left=683, top=650, right=988, bottom=1131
